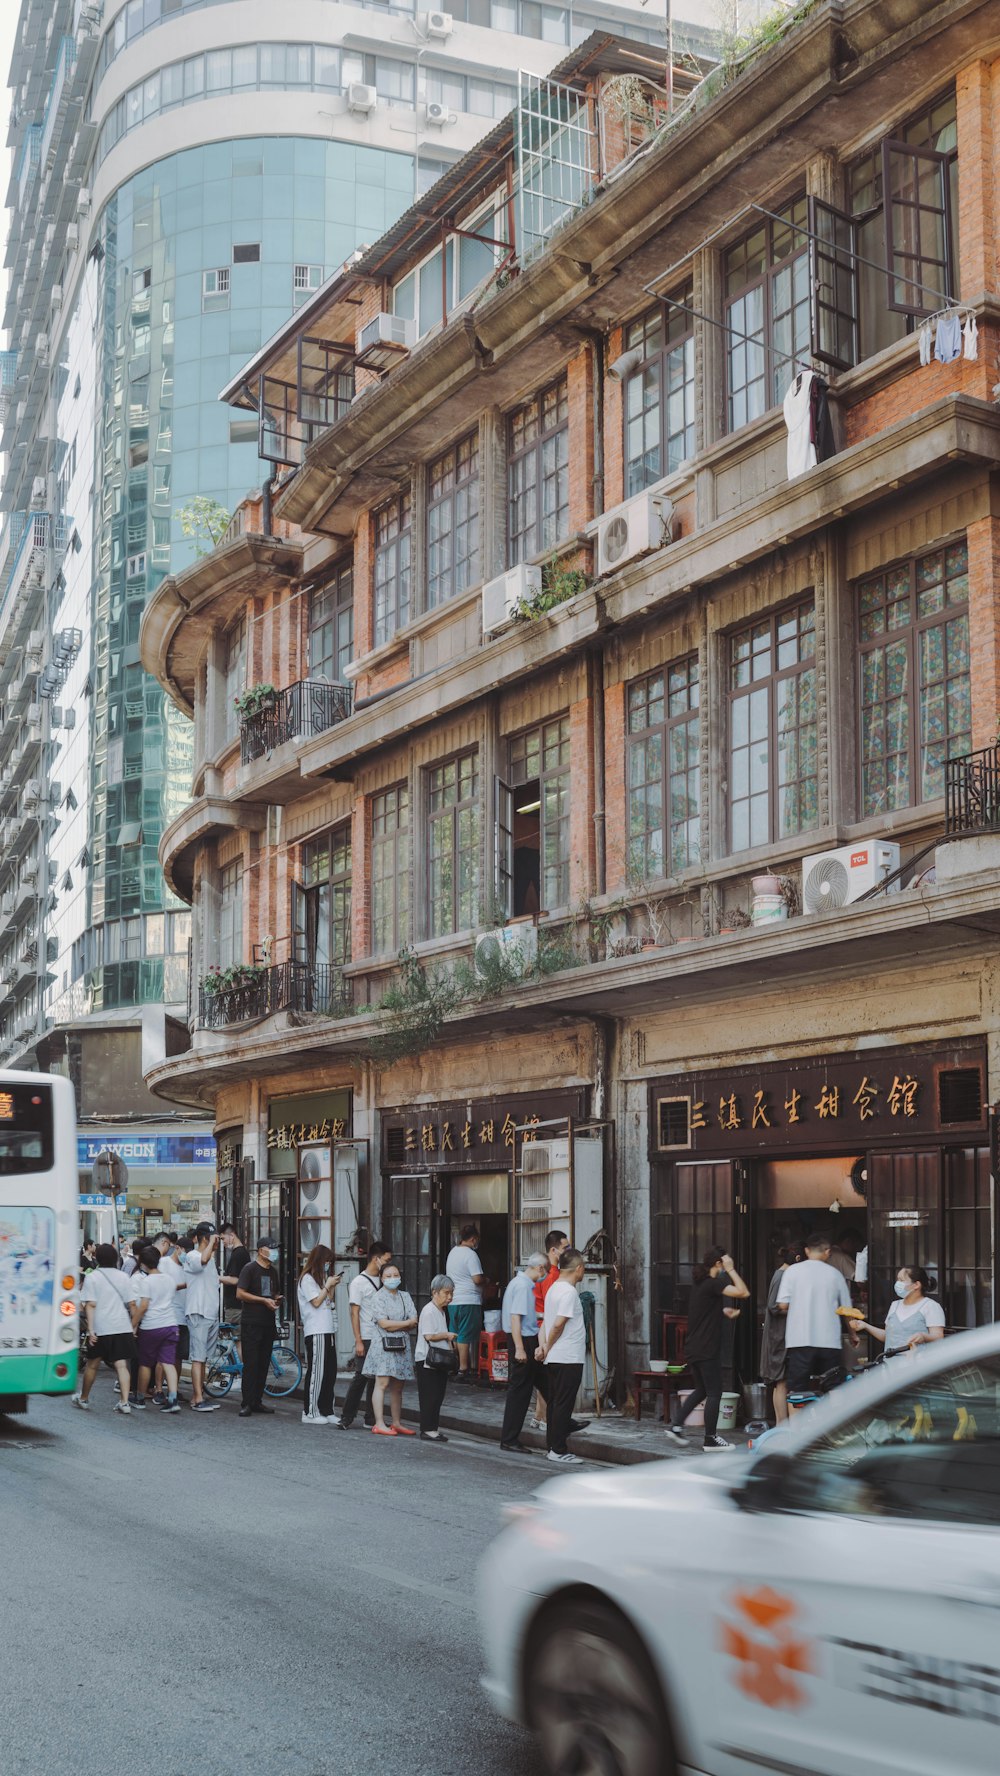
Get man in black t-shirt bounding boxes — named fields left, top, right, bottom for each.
left=236, top=1238, right=282, bottom=1416
left=220, top=1224, right=251, bottom=1350
left=665, top=1246, right=749, bottom=1453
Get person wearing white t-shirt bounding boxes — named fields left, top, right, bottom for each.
left=75, top=1244, right=137, bottom=1415
left=182, top=1224, right=223, bottom=1413
left=340, top=1242, right=391, bottom=1429
left=445, top=1224, right=486, bottom=1380
left=776, top=1233, right=851, bottom=1392
left=539, top=1248, right=587, bottom=1466
left=297, top=1244, right=343, bottom=1424
left=859, top=1265, right=945, bottom=1357
left=131, top=1249, right=184, bottom=1412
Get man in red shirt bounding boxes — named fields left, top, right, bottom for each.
left=531, top=1229, right=569, bottom=1428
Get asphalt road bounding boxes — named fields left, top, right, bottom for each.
left=0, top=1387, right=546, bottom=1776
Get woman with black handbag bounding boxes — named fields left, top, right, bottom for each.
left=363, top=1262, right=418, bottom=1437
left=414, top=1275, right=458, bottom=1442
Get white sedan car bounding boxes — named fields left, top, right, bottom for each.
left=478, top=1323, right=1000, bottom=1776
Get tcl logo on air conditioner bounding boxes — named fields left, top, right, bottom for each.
left=849, top=849, right=869, bottom=869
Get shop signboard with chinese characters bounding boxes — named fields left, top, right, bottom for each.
left=650, top=1043, right=987, bottom=1159
left=266, top=1090, right=352, bottom=1179
left=382, top=1089, right=588, bottom=1172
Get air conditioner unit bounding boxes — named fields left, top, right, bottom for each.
left=597, top=492, right=673, bottom=577
left=356, top=311, right=415, bottom=357
left=482, top=563, right=541, bottom=635
left=424, top=9, right=454, bottom=36
left=425, top=100, right=449, bottom=127
left=802, top=842, right=901, bottom=915
left=66, top=223, right=79, bottom=252
left=347, top=82, right=377, bottom=116
left=23, top=780, right=40, bottom=807
left=76, top=188, right=91, bottom=216
left=20, top=862, right=37, bottom=884
left=474, top=922, right=537, bottom=980
left=50, top=284, right=63, bottom=310
left=26, top=704, right=40, bottom=724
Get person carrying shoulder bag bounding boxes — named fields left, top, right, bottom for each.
left=414, top=1276, right=457, bottom=1442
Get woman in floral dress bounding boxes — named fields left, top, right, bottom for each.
left=362, top=1262, right=418, bottom=1436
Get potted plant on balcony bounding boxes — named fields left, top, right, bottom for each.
left=719, top=906, right=752, bottom=936
left=233, top=683, right=277, bottom=719
left=201, top=962, right=268, bottom=996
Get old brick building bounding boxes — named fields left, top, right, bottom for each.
left=141, top=4, right=1000, bottom=1389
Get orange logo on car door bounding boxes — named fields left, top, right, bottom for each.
left=719, top=1587, right=814, bottom=1709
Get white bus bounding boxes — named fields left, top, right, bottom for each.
left=0, top=1070, right=80, bottom=1414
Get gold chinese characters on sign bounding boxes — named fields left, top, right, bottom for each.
left=396, top=1110, right=541, bottom=1160
left=267, top=1118, right=346, bottom=1151
left=703, top=1073, right=920, bottom=1135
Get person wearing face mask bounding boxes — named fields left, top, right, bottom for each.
left=500, top=1252, right=549, bottom=1452
left=236, top=1237, right=283, bottom=1417
left=362, top=1263, right=418, bottom=1436
left=858, top=1266, right=945, bottom=1358
left=297, top=1244, right=342, bottom=1424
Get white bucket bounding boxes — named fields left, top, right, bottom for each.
left=718, top=1391, right=740, bottom=1431
left=677, top=1388, right=704, bottom=1428
left=751, top=894, right=787, bottom=926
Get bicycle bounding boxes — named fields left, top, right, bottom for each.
left=205, top=1320, right=302, bottom=1400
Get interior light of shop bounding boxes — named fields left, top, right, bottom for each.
left=516, top=799, right=541, bottom=814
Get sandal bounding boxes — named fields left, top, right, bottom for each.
left=372, top=1425, right=397, bottom=1436
left=394, top=1424, right=416, bottom=1437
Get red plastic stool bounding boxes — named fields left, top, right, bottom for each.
left=478, top=1329, right=508, bottom=1383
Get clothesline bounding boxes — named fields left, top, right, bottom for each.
left=748, top=202, right=958, bottom=315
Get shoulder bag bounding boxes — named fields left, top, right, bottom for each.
left=425, top=1342, right=459, bottom=1374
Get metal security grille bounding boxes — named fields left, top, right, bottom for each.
left=516, top=71, right=596, bottom=264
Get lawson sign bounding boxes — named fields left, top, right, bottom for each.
left=77, top=1134, right=217, bottom=1169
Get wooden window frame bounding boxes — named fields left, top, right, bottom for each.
left=727, top=598, right=818, bottom=853
left=427, top=430, right=480, bottom=609
left=426, top=750, right=480, bottom=938
left=371, top=783, right=411, bottom=957
left=309, top=558, right=353, bottom=683
left=507, top=378, right=569, bottom=566
left=857, top=540, right=971, bottom=819
left=623, top=295, right=695, bottom=496
left=627, top=656, right=701, bottom=881
left=501, top=714, right=572, bottom=912
left=218, top=858, right=244, bottom=970
left=724, top=198, right=809, bottom=432
left=294, top=821, right=353, bottom=975
left=373, top=490, right=412, bottom=648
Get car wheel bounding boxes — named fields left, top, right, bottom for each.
left=526, top=1599, right=675, bottom=1776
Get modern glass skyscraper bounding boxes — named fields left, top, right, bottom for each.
left=1, top=0, right=708, bottom=1140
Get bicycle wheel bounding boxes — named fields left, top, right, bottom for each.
left=205, top=1359, right=235, bottom=1399
left=265, top=1345, right=302, bottom=1397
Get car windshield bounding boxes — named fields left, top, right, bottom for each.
left=774, top=1354, right=1000, bottom=1526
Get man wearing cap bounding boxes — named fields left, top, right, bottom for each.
left=183, top=1223, right=222, bottom=1413
left=236, top=1237, right=283, bottom=1417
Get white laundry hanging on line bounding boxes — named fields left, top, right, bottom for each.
left=783, top=371, right=816, bottom=478
left=918, top=320, right=933, bottom=366
left=934, top=310, right=962, bottom=363
left=963, top=313, right=979, bottom=360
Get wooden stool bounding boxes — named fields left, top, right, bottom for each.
left=633, top=1369, right=679, bottom=1424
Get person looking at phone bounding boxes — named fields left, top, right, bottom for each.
left=236, top=1238, right=283, bottom=1418
left=297, top=1244, right=342, bottom=1423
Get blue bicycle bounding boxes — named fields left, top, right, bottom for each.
left=205, top=1320, right=302, bottom=1399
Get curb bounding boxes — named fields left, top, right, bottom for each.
left=331, top=1384, right=663, bottom=1467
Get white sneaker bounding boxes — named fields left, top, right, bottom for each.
left=113, top=1400, right=131, bottom=1415
left=71, top=1393, right=90, bottom=1411
left=704, top=1434, right=734, bottom=1452
left=325, top=1415, right=341, bottom=1425
left=528, top=1416, right=545, bottom=1430
left=547, top=1450, right=583, bottom=1465
left=663, top=1425, right=688, bottom=1447
left=301, top=1412, right=328, bottom=1424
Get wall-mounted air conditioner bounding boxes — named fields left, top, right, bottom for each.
left=347, top=82, right=377, bottom=116
left=66, top=223, right=79, bottom=252
left=357, top=311, right=415, bottom=355
left=596, top=492, right=673, bottom=577
left=474, top=922, right=537, bottom=980
left=425, top=101, right=450, bottom=127
left=482, top=563, right=541, bottom=636
left=424, top=10, right=454, bottom=37
left=802, top=842, right=900, bottom=915
left=76, top=188, right=91, bottom=216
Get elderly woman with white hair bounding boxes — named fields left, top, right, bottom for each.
left=500, top=1251, right=550, bottom=1452
left=414, top=1274, right=458, bottom=1442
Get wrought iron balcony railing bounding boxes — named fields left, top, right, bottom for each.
left=945, top=745, right=1000, bottom=837
left=240, top=678, right=352, bottom=766
left=198, top=959, right=352, bottom=1029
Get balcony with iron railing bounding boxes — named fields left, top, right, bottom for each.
left=945, top=746, right=1000, bottom=838
left=197, top=959, right=352, bottom=1030
left=239, top=678, right=352, bottom=767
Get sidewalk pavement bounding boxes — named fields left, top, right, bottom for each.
left=331, top=1373, right=753, bottom=1467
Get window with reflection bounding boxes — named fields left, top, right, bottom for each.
left=724, top=199, right=809, bottom=430
left=729, top=600, right=817, bottom=852
left=309, top=561, right=353, bottom=682
left=372, top=784, right=410, bottom=955
left=627, top=658, right=700, bottom=879
left=623, top=296, right=695, bottom=495
left=427, top=752, right=480, bottom=936
left=427, top=432, right=480, bottom=607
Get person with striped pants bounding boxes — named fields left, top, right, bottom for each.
left=297, top=1246, right=342, bottom=1424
